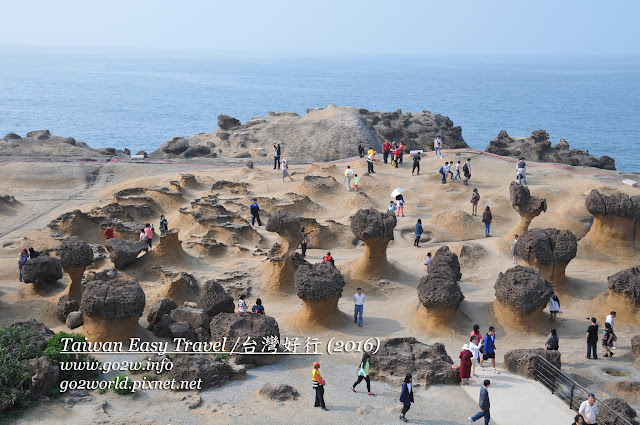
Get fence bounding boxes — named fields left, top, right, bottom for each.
left=533, top=355, right=633, bottom=425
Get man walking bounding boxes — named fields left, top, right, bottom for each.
left=446, top=161, right=454, bottom=180
left=312, top=361, right=328, bottom=411
left=587, top=317, right=599, bottom=359
left=478, top=326, right=500, bottom=373
left=434, top=136, right=443, bottom=158
left=469, top=380, right=491, bottom=424
left=250, top=199, right=262, bottom=226
left=579, top=393, right=599, bottom=425
left=439, top=162, right=448, bottom=184
left=273, top=143, right=281, bottom=169
left=353, top=287, right=365, bottom=327
left=412, top=152, right=421, bottom=175
left=463, top=158, right=472, bottom=185
left=399, top=142, right=405, bottom=164
left=382, top=140, right=390, bottom=164
left=516, top=158, right=527, bottom=184
left=344, top=165, right=354, bottom=191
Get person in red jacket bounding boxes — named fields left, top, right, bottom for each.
left=104, top=223, right=114, bottom=240
left=394, top=146, right=401, bottom=168
left=323, top=252, right=335, bottom=266
left=399, top=142, right=405, bottom=164
left=382, top=141, right=390, bottom=163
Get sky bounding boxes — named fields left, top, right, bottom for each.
left=1, top=0, right=639, bottom=57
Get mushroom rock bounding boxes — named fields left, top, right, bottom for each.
left=180, top=173, right=198, bottom=188
left=370, top=337, right=459, bottom=385
left=58, top=236, right=94, bottom=301
left=264, top=211, right=303, bottom=293
left=209, top=312, right=281, bottom=365
left=198, top=280, right=235, bottom=318
left=21, top=256, right=63, bottom=292
left=348, top=208, right=397, bottom=279
left=599, top=266, right=640, bottom=321
left=288, top=261, right=347, bottom=329
left=493, top=266, right=553, bottom=331
left=582, top=189, right=640, bottom=260
left=416, top=246, right=465, bottom=327
left=105, top=238, right=148, bottom=270
left=516, top=228, right=577, bottom=285
left=146, top=230, right=186, bottom=261
left=80, top=279, right=145, bottom=342
left=157, top=270, right=200, bottom=305
left=505, top=181, right=547, bottom=243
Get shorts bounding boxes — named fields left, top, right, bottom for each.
left=601, top=340, right=612, bottom=347
left=483, top=352, right=495, bottom=361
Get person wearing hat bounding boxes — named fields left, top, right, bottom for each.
left=579, top=393, right=599, bottom=424
left=312, top=361, right=328, bottom=410
left=459, top=343, right=473, bottom=385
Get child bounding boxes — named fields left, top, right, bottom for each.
left=455, top=161, right=461, bottom=179
left=353, top=174, right=360, bottom=190
left=388, top=201, right=397, bottom=213
left=424, top=252, right=432, bottom=274
left=397, top=198, right=405, bottom=217
left=323, top=252, right=335, bottom=266
left=237, top=295, right=249, bottom=313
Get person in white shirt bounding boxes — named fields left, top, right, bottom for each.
left=424, top=253, right=432, bottom=274
left=344, top=166, right=354, bottom=191
left=353, top=288, right=365, bottom=327
left=606, top=311, right=616, bottom=349
left=434, top=136, right=442, bottom=158
left=516, top=158, right=527, bottom=185
left=579, top=394, right=599, bottom=424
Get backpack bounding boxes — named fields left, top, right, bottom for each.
left=439, top=167, right=445, bottom=175
left=549, top=337, right=559, bottom=350
left=462, top=163, right=469, bottom=173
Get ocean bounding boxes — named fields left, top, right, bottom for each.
left=1, top=48, right=639, bottom=172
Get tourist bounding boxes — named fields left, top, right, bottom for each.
left=353, top=287, right=365, bottom=327
left=463, top=158, right=472, bottom=185
left=470, top=324, right=484, bottom=348
left=399, top=142, right=405, bottom=164
left=549, top=292, right=560, bottom=322
left=434, top=136, right=443, bottom=158
left=353, top=174, right=360, bottom=190
left=439, top=162, right=448, bottom=184
left=447, top=161, right=454, bottom=180
left=237, top=295, right=249, bottom=313
left=282, top=159, right=293, bottom=182
left=394, top=145, right=401, bottom=168
left=511, top=234, right=519, bottom=264
left=414, top=219, right=423, bottom=247
left=424, top=252, right=432, bottom=274
left=18, top=248, right=29, bottom=282
left=28, top=248, right=41, bottom=259
left=144, top=223, right=154, bottom=248
left=586, top=317, right=599, bottom=359
left=482, top=207, right=492, bottom=237
left=104, top=223, right=115, bottom=240
left=454, top=160, right=461, bottom=179
left=250, top=199, right=262, bottom=226
left=367, top=147, right=376, bottom=173
left=300, top=227, right=315, bottom=258
left=459, top=344, right=473, bottom=385
left=388, top=201, right=397, bottom=213
left=516, top=157, right=527, bottom=185
left=312, top=361, right=328, bottom=410
left=344, top=165, right=354, bottom=190
left=383, top=140, right=391, bottom=164
left=602, top=322, right=614, bottom=357
left=545, top=328, right=559, bottom=350
left=578, top=394, right=599, bottom=425
left=358, top=142, right=365, bottom=158
left=139, top=228, right=146, bottom=241
left=397, top=197, right=405, bottom=217
left=273, top=143, right=281, bottom=169
left=469, top=335, right=481, bottom=377
left=469, top=380, right=491, bottom=424
left=390, top=143, right=397, bottom=167
left=323, top=251, right=335, bottom=266
left=412, top=152, right=421, bottom=175
left=479, top=326, right=499, bottom=373
left=572, top=413, right=585, bottom=425
left=606, top=311, right=617, bottom=349
left=251, top=298, right=265, bottom=315
left=159, top=215, right=168, bottom=234
left=399, top=373, right=414, bottom=422
left=351, top=352, right=373, bottom=395
left=470, top=189, right=480, bottom=216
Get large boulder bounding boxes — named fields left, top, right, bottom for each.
left=516, top=228, right=577, bottom=284
left=210, top=313, right=281, bottom=365
left=160, top=136, right=189, bottom=155
left=348, top=208, right=397, bottom=279
left=169, top=354, right=235, bottom=390
left=198, top=280, right=235, bottom=318
left=503, top=348, right=561, bottom=379
left=147, top=298, right=178, bottom=327
left=9, top=320, right=55, bottom=352
left=417, top=246, right=464, bottom=326
left=632, top=335, right=640, bottom=358
left=258, top=383, right=300, bottom=401
left=21, top=356, right=60, bottom=401
left=21, top=256, right=63, bottom=290
left=370, top=337, right=459, bottom=385
left=170, top=307, right=210, bottom=330
left=506, top=181, right=547, bottom=239
left=55, top=295, right=79, bottom=322
left=58, top=236, right=94, bottom=301
left=607, top=266, right=640, bottom=305
left=80, top=279, right=145, bottom=342
left=264, top=211, right=303, bottom=293
left=217, top=115, right=241, bottom=130
left=105, top=238, right=148, bottom=270
left=601, top=398, right=637, bottom=424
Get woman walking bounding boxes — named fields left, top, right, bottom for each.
left=470, top=189, right=480, bottom=216
left=603, top=322, right=614, bottom=357
left=469, top=335, right=481, bottom=377
left=18, top=248, right=29, bottom=282
left=482, top=206, right=492, bottom=237
left=300, top=227, right=315, bottom=258
left=548, top=291, right=560, bottom=322
left=545, top=328, right=559, bottom=350
left=282, top=159, right=293, bottom=182
left=414, top=219, right=423, bottom=247
left=459, top=344, right=473, bottom=385
left=399, top=374, right=414, bottom=422
left=351, top=352, right=374, bottom=396
left=511, top=234, right=519, bottom=264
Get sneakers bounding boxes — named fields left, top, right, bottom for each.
left=321, top=407, right=329, bottom=411
left=604, top=353, right=609, bottom=357
left=492, top=368, right=500, bottom=374
left=610, top=352, right=614, bottom=357
left=478, top=366, right=484, bottom=371
left=469, top=418, right=474, bottom=424
left=350, top=387, right=356, bottom=392
left=399, top=414, right=408, bottom=422
left=368, top=392, right=375, bottom=396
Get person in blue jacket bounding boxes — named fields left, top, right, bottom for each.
left=249, top=199, right=261, bottom=226
left=479, top=326, right=500, bottom=374
left=414, top=219, right=424, bottom=247
left=399, top=373, right=414, bottom=422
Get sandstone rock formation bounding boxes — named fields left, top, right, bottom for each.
left=503, top=348, right=561, bottom=379
left=289, top=261, right=347, bottom=329
left=486, top=130, right=615, bottom=170
left=198, top=280, right=235, bottom=317
left=349, top=208, right=397, bottom=279
left=507, top=181, right=547, bottom=239
left=169, top=355, right=235, bottom=390
left=0, top=130, right=108, bottom=161
left=581, top=189, right=640, bottom=260
left=58, top=236, right=94, bottom=301
left=494, top=266, right=554, bottom=330
left=607, top=266, right=640, bottom=304
left=601, top=398, right=637, bottom=424
left=55, top=295, right=79, bottom=323
left=632, top=335, right=640, bottom=358
left=264, top=211, right=303, bottom=293
left=209, top=312, right=281, bottom=365
left=370, top=337, right=459, bottom=385
left=516, top=228, right=577, bottom=284
left=105, top=238, right=148, bottom=269
left=155, top=270, right=200, bottom=306
left=416, top=246, right=464, bottom=326
left=21, top=356, right=60, bottom=402
left=258, top=384, right=300, bottom=401
left=21, top=256, right=63, bottom=291
left=80, top=279, right=145, bottom=342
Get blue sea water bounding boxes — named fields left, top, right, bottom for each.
left=1, top=48, right=639, bottom=172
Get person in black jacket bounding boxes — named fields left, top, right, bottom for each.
left=469, top=380, right=491, bottom=424
left=273, top=144, right=281, bottom=169
left=399, top=373, right=414, bottom=422
left=250, top=199, right=262, bottom=226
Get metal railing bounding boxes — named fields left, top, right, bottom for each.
left=533, top=355, right=633, bottom=425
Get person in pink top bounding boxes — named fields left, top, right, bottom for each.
left=144, top=223, right=154, bottom=248
left=470, top=324, right=483, bottom=346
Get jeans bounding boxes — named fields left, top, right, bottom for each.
left=399, top=153, right=403, bottom=164
left=517, top=171, right=526, bottom=184
left=252, top=214, right=262, bottom=226
left=414, top=235, right=421, bottom=246
left=441, top=173, right=447, bottom=184
left=455, top=170, right=460, bottom=179
left=383, top=150, right=389, bottom=163
left=484, top=222, right=491, bottom=235
left=471, top=409, right=490, bottom=424
left=587, top=341, right=598, bottom=359
left=435, top=147, right=441, bottom=157
left=367, top=161, right=373, bottom=173
left=19, top=266, right=22, bottom=282
left=353, top=375, right=370, bottom=392
left=354, top=304, right=363, bottom=326
left=301, top=242, right=307, bottom=257
left=314, top=385, right=325, bottom=408
left=274, top=156, right=280, bottom=169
